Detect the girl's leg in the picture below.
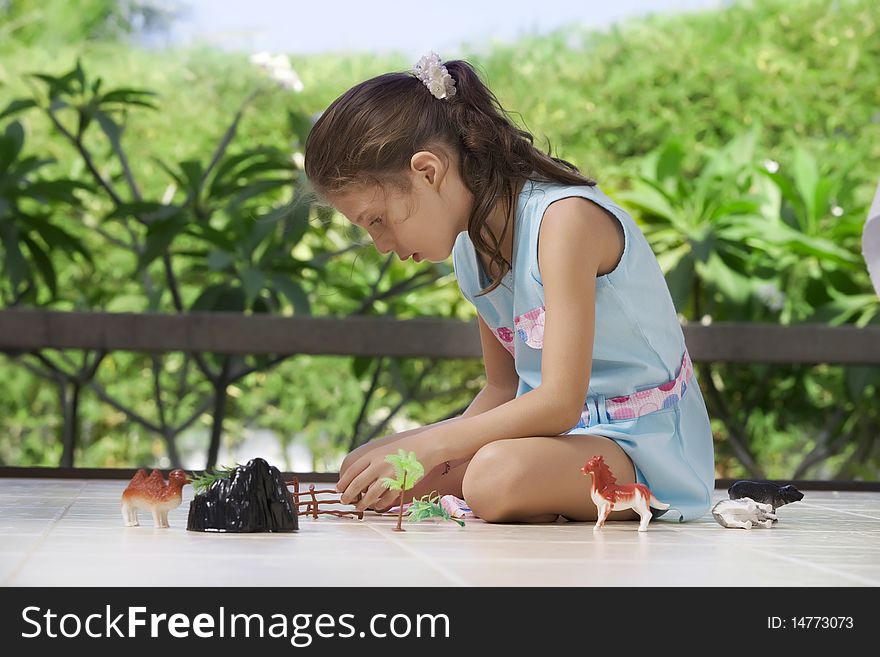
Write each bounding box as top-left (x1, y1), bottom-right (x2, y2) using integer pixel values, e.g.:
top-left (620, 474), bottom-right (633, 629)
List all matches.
top-left (461, 434), bottom-right (640, 523)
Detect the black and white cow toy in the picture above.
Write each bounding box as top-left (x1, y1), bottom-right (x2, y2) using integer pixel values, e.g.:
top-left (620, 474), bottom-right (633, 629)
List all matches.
top-left (711, 498), bottom-right (777, 529)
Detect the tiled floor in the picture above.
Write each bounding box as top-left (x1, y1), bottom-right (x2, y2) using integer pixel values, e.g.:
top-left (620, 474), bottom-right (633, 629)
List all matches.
top-left (1, 478), bottom-right (878, 586)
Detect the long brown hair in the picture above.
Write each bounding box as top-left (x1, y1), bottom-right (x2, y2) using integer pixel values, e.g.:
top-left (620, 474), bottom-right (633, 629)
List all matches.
top-left (304, 58), bottom-right (596, 296)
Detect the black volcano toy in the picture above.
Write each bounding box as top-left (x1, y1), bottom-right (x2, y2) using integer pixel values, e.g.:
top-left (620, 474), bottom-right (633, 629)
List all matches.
top-left (187, 458), bottom-right (298, 532)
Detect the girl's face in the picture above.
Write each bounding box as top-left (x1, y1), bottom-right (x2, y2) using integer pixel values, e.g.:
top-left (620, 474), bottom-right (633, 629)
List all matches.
top-left (329, 149), bottom-right (472, 263)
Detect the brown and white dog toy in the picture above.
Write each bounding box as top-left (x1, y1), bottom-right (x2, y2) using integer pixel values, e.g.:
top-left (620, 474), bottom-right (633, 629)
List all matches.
top-left (121, 469), bottom-right (189, 528)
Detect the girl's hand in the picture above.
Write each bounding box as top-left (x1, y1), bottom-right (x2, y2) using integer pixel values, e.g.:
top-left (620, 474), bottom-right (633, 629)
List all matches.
top-left (336, 433), bottom-right (442, 513)
top-left (338, 434), bottom-right (397, 482)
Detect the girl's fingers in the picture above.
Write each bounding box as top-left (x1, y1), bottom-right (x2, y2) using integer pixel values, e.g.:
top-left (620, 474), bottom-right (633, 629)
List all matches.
top-left (374, 489), bottom-right (399, 512)
top-left (370, 488), bottom-right (396, 512)
top-left (337, 456), bottom-right (369, 497)
top-left (341, 462), bottom-right (377, 506)
top-left (357, 479), bottom-right (389, 512)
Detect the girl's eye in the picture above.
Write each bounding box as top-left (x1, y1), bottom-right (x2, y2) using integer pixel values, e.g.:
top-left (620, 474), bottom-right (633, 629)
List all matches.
top-left (369, 217), bottom-right (381, 227)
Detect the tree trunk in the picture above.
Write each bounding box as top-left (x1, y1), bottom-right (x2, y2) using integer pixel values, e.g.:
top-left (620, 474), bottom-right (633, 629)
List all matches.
top-left (59, 381), bottom-right (81, 468)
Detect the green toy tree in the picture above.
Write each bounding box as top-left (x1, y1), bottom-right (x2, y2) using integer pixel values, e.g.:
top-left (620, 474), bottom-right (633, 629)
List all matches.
top-left (380, 449), bottom-right (425, 532)
top-left (407, 491), bottom-right (466, 527)
top-left (189, 464), bottom-right (240, 494)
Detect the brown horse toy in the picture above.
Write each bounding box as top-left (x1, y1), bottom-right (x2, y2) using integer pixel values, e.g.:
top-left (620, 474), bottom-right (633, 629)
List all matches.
top-left (581, 455), bottom-right (669, 532)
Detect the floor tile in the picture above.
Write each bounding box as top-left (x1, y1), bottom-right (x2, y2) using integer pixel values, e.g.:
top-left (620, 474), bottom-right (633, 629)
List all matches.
top-left (2, 478), bottom-right (878, 586)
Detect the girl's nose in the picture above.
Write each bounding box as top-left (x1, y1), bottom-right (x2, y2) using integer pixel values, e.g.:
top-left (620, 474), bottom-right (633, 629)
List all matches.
top-left (375, 236), bottom-right (396, 256)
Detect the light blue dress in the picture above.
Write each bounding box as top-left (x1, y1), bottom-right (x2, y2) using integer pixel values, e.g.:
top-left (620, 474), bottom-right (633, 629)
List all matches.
top-left (451, 177), bottom-right (715, 522)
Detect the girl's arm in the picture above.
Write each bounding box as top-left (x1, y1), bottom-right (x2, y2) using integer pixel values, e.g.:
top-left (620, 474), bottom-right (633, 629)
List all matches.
top-left (372, 384), bottom-right (517, 442)
top-left (422, 198), bottom-right (615, 465)
top-left (435, 384), bottom-right (520, 428)
top-left (338, 198), bottom-right (612, 510)
top-left (387, 315), bottom-right (519, 443)
top-left (338, 384), bottom-right (516, 475)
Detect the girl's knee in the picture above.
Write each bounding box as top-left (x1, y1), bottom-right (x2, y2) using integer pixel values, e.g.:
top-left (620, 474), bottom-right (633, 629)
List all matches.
top-left (461, 441), bottom-right (529, 522)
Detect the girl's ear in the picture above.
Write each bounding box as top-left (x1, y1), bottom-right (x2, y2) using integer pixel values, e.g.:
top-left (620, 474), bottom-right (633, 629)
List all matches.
top-left (410, 150), bottom-right (444, 189)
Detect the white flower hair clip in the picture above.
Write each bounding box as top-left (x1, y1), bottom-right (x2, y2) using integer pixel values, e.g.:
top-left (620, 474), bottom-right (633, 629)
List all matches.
top-left (412, 51), bottom-right (457, 100)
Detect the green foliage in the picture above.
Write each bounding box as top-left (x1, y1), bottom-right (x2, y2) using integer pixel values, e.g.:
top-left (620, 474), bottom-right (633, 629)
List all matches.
top-left (0, 0), bottom-right (177, 50)
top-left (406, 491), bottom-right (465, 527)
top-left (618, 128), bottom-right (877, 327)
top-left (0, 119), bottom-right (93, 301)
top-left (379, 449), bottom-right (425, 492)
top-left (0, 0), bottom-right (878, 480)
top-left (189, 464), bottom-right (239, 494)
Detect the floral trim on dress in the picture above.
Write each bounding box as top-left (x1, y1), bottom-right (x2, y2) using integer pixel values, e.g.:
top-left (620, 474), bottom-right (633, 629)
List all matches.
top-left (571, 349), bottom-right (694, 427)
top-left (514, 304), bottom-right (545, 349)
top-left (605, 349), bottom-right (693, 420)
top-left (491, 325), bottom-right (516, 357)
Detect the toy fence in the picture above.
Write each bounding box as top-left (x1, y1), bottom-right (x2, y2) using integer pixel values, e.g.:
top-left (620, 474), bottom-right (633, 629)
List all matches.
top-left (286, 477), bottom-right (364, 520)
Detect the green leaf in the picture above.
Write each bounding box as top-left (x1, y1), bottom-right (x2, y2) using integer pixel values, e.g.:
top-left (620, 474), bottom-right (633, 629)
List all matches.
top-left (19, 233), bottom-right (57, 298)
top-left (99, 88), bottom-right (158, 110)
top-left (699, 251), bottom-right (751, 303)
top-left (189, 464), bottom-right (240, 494)
top-left (26, 215), bottom-right (93, 264)
top-left (792, 147), bottom-right (819, 226)
top-left (351, 356), bottom-right (374, 379)
top-left (0, 121), bottom-right (26, 171)
top-left (103, 202), bottom-right (180, 223)
top-left (287, 109), bottom-right (313, 148)
top-left (207, 250), bottom-right (235, 271)
top-left (381, 449), bottom-right (425, 492)
top-left (0, 221), bottom-right (29, 288)
top-left (405, 492), bottom-right (465, 526)
top-left (226, 179), bottom-right (291, 213)
top-left (9, 155), bottom-right (56, 180)
top-left (689, 229), bottom-right (715, 263)
top-left (179, 160), bottom-right (204, 195)
top-left (190, 283), bottom-right (246, 312)
top-left (379, 476), bottom-right (401, 491)
top-left (152, 157), bottom-right (186, 189)
top-left (729, 215), bottom-right (859, 266)
top-left (0, 99), bottom-right (38, 120)
top-left (241, 266), bottom-right (265, 306)
top-left (136, 216), bottom-right (187, 274)
top-left (663, 248), bottom-right (695, 312)
top-left (282, 198), bottom-right (312, 246)
top-left (844, 366), bottom-right (880, 402)
top-left (757, 169), bottom-right (803, 226)
top-left (241, 213), bottom-right (279, 258)
top-left (655, 140), bottom-right (686, 181)
top-left (94, 110), bottom-right (124, 157)
top-left (617, 182), bottom-right (677, 222)
top-left (269, 273), bottom-right (311, 315)
top-left (20, 180), bottom-right (91, 205)
top-left (185, 223), bottom-right (235, 251)
top-left (208, 148), bottom-right (278, 197)
top-left (73, 58), bottom-right (86, 91)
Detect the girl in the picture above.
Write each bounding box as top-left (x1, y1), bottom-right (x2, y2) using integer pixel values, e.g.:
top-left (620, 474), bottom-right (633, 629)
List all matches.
top-left (304, 51), bottom-right (715, 524)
